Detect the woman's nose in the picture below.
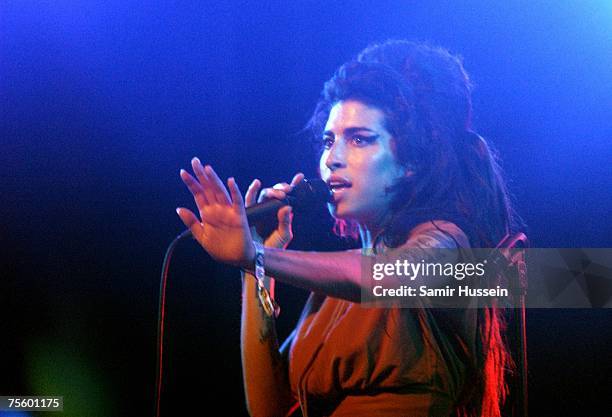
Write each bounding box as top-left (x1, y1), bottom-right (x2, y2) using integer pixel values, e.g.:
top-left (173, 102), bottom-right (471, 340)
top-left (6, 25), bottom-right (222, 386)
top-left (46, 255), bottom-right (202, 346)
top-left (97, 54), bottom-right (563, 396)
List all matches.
top-left (325, 140), bottom-right (346, 170)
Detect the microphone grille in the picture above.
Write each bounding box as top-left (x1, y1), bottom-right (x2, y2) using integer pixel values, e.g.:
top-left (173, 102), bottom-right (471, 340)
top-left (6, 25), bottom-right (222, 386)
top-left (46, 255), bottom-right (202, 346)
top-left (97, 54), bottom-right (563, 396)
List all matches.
top-left (291, 178), bottom-right (332, 207)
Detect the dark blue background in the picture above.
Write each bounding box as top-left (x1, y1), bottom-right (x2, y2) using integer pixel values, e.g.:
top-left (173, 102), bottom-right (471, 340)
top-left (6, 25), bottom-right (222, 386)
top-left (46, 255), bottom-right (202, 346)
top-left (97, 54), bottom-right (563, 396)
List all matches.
top-left (2, 1), bottom-right (611, 416)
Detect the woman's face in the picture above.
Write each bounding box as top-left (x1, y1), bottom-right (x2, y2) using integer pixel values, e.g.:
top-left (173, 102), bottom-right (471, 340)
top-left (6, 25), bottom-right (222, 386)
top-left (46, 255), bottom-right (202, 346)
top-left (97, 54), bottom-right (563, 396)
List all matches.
top-left (319, 100), bottom-right (407, 228)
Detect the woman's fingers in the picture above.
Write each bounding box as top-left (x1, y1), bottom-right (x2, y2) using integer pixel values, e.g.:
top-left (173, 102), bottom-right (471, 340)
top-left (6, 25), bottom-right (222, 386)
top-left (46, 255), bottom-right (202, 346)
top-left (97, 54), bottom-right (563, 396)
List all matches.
top-left (255, 173), bottom-right (304, 204)
top-left (176, 207), bottom-right (204, 239)
top-left (180, 169), bottom-right (209, 218)
top-left (273, 182), bottom-right (291, 191)
top-left (277, 205), bottom-right (293, 230)
top-left (191, 158), bottom-right (231, 205)
top-left (227, 177), bottom-right (245, 211)
top-left (190, 158), bottom-right (218, 205)
top-left (181, 163), bottom-right (304, 220)
top-left (290, 172), bottom-right (305, 187)
top-left (205, 164), bottom-right (233, 205)
top-left (245, 179), bottom-right (261, 208)
top-left (257, 188), bottom-right (287, 204)
top-left (266, 205), bottom-right (293, 248)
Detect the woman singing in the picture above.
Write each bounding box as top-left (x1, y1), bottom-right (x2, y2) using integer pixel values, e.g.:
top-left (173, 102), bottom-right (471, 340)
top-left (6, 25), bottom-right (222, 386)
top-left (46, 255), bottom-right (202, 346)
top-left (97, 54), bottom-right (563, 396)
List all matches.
top-left (177, 40), bottom-right (518, 417)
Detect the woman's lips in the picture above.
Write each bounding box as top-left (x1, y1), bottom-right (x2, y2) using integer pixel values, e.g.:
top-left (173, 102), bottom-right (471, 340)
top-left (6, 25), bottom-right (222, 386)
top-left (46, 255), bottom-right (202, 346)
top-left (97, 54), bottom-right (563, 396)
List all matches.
top-left (326, 177), bottom-right (352, 202)
top-left (329, 184), bottom-right (351, 201)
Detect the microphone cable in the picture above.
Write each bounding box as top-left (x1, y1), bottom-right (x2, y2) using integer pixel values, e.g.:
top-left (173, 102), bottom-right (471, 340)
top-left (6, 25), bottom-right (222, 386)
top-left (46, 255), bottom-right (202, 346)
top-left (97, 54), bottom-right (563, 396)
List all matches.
top-left (154, 229), bottom-right (192, 417)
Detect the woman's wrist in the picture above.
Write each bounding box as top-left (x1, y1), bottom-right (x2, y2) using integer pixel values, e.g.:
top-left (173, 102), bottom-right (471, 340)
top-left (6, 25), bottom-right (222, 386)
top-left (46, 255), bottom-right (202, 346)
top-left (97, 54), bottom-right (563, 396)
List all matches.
top-left (248, 241), bottom-right (280, 317)
top-left (238, 237), bottom-right (258, 271)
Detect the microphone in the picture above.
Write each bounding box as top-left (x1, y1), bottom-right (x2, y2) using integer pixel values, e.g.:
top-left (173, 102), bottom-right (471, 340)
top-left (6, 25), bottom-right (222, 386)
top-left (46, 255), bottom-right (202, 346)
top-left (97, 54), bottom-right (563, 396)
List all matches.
top-left (178, 178), bottom-right (331, 239)
top-left (246, 178), bottom-right (330, 222)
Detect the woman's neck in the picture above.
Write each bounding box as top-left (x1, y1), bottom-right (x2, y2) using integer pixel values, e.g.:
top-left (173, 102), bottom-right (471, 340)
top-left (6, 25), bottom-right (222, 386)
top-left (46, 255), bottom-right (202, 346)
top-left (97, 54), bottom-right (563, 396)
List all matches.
top-left (358, 209), bottom-right (394, 249)
top-left (358, 224), bottom-right (384, 250)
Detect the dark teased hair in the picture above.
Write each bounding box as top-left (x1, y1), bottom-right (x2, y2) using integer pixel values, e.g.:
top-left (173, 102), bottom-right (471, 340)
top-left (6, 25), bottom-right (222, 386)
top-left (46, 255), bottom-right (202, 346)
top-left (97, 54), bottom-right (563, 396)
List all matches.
top-left (308, 40), bottom-right (521, 417)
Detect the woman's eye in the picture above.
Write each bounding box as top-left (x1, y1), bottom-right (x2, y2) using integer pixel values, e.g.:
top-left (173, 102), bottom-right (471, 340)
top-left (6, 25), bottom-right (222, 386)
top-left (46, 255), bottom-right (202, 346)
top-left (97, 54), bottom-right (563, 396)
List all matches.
top-left (350, 135), bottom-right (378, 146)
top-left (322, 136), bottom-right (334, 149)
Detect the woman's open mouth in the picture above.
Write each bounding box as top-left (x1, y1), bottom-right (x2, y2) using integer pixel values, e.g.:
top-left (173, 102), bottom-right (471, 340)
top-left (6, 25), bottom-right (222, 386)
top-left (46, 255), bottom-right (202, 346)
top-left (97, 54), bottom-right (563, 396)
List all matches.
top-left (327, 179), bottom-right (352, 201)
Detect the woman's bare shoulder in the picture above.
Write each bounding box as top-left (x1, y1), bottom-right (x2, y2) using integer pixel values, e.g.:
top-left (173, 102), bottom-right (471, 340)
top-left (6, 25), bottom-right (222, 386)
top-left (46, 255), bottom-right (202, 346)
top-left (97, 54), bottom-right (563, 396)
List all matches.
top-left (405, 220), bottom-right (470, 249)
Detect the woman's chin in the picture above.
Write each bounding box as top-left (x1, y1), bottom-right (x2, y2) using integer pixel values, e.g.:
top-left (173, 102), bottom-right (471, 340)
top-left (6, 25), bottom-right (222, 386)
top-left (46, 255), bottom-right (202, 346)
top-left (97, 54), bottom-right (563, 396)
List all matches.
top-left (327, 203), bottom-right (360, 222)
top-left (327, 203), bottom-right (341, 219)
top-left (327, 202), bottom-right (346, 216)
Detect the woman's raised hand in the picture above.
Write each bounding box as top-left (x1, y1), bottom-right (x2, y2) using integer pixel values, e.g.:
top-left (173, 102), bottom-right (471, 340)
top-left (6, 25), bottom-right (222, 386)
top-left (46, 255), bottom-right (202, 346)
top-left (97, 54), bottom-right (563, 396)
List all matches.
top-left (176, 157), bottom-right (254, 269)
top-left (244, 173), bottom-right (305, 249)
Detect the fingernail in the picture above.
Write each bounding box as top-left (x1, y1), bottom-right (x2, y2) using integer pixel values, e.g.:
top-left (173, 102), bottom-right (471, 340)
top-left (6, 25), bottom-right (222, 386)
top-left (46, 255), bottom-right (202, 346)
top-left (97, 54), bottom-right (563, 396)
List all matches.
top-left (175, 208), bottom-right (182, 215)
top-left (180, 169), bottom-right (186, 175)
top-left (192, 157), bottom-right (201, 165)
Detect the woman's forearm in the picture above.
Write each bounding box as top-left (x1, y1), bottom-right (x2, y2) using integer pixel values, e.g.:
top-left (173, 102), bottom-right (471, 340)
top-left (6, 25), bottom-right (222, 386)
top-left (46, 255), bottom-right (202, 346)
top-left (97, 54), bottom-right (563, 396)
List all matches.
top-left (240, 272), bottom-right (294, 417)
top-left (258, 222), bottom-right (466, 303)
top-left (262, 248), bottom-right (363, 302)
